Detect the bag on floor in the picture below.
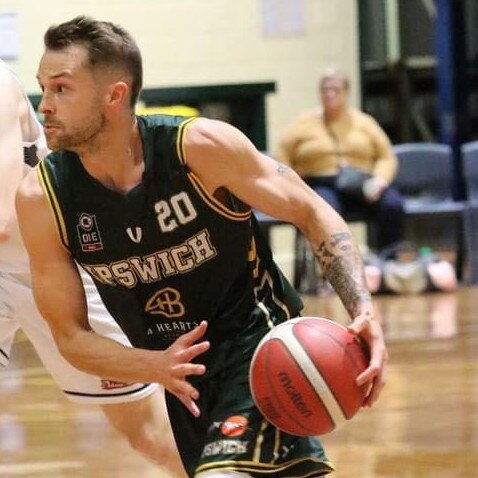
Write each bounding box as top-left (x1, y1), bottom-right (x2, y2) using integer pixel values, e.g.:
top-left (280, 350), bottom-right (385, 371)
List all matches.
top-left (364, 243), bottom-right (457, 294)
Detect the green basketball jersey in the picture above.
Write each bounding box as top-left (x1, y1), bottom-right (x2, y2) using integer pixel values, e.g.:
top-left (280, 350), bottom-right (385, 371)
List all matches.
top-left (38, 114), bottom-right (303, 371)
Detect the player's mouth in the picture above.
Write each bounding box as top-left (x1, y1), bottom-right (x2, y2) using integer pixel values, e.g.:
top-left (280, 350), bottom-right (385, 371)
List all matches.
top-left (43, 123), bottom-right (61, 134)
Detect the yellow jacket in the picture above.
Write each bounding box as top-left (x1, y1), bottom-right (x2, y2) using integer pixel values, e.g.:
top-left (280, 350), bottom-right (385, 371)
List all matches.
top-left (276, 108), bottom-right (398, 184)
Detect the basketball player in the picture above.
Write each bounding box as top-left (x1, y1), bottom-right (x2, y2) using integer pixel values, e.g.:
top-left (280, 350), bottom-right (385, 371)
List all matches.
top-left (16, 16), bottom-right (388, 478)
top-left (0, 59), bottom-right (188, 477)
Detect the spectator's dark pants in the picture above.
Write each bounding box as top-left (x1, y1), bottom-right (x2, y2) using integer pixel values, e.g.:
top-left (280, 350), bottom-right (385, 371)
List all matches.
top-left (304, 175), bottom-right (405, 251)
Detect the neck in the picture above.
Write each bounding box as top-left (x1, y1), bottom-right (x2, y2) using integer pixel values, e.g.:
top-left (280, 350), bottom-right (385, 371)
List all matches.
top-left (78, 116), bottom-right (145, 194)
top-left (322, 107), bottom-right (347, 123)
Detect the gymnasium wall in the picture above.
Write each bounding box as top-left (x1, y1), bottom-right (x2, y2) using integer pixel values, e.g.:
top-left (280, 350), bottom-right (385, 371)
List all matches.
top-left (0, 0), bottom-right (360, 150)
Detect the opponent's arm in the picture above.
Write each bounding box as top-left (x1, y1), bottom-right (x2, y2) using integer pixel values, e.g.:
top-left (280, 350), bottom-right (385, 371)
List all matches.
top-left (15, 170), bottom-right (209, 416)
top-left (185, 118), bottom-right (387, 405)
top-left (0, 68), bottom-right (25, 242)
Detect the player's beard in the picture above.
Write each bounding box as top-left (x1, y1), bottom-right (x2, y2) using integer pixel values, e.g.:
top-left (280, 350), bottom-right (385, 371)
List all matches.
top-left (46, 109), bottom-right (106, 152)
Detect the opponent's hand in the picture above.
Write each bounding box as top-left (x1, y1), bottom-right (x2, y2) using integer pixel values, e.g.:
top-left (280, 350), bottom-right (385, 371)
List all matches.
top-left (159, 320), bottom-right (210, 417)
top-left (347, 313), bottom-right (388, 407)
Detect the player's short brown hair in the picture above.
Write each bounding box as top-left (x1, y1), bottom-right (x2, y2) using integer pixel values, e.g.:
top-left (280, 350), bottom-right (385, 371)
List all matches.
top-left (44, 15), bottom-right (143, 108)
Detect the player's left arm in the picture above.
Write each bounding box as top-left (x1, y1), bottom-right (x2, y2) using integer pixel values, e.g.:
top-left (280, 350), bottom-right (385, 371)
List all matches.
top-left (184, 118), bottom-right (388, 405)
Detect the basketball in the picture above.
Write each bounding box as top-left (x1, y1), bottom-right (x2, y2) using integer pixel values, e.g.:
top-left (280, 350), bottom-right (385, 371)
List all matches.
top-left (249, 317), bottom-right (370, 436)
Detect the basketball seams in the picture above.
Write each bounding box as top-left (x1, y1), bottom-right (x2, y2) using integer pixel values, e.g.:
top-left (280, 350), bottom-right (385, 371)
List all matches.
top-left (297, 320), bottom-right (368, 416)
top-left (260, 335), bottom-right (319, 436)
top-left (249, 317), bottom-right (366, 436)
top-left (280, 325), bottom-right (348, 428)
top-left (300, 320), bottom-right (368, 378)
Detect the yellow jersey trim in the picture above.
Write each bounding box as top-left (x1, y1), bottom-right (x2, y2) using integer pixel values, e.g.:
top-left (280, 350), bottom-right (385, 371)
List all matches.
top-left (188, 172), bottom-right (251, 221)
top-left (176, 117), bottom-right (252, 222)
top-left (176, 117), bottom-right (197, 165)
top-left (195, 457), bottom-right (335, 475)
top-left (37, 161), bottom-right (69, 250)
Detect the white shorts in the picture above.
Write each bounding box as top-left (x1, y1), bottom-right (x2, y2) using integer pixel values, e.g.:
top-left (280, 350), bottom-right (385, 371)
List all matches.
top-left (0, 269), bottom-right (158, 404)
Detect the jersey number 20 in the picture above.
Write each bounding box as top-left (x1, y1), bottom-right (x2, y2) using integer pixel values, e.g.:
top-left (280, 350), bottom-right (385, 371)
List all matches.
top-left (154, 192), bottom-right (198, 233)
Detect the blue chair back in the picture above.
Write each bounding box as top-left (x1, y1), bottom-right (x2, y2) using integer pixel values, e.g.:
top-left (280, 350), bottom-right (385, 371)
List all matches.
top-left (392, 143), bottom-right (454, 203)
top-left (461, 141), bottom-right (478, 204)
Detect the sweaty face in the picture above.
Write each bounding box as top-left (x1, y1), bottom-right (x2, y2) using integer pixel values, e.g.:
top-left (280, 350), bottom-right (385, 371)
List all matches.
top-left (36, 45), bottom-right (106, 151)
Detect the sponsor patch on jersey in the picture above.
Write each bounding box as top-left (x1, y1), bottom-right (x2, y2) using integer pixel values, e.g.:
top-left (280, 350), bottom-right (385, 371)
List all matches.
top-left (220, 415), bottom-right (249, 437)
top-left (101, 379), bottom-right (131, 390)
top-left (77, 213), bottom-right (104, 252)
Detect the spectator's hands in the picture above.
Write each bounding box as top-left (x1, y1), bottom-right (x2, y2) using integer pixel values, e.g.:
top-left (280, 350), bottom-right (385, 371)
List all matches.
top-left (159, 321), bottom-right (210, 417)
top-left (362, 176), bottom-right (387, 202)
top-left (347, 311), bottom-right (388, 407)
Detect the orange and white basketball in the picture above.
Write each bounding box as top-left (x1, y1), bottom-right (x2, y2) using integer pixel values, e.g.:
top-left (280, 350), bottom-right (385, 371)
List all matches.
top-left (249, 317), bottom-right (369, 436)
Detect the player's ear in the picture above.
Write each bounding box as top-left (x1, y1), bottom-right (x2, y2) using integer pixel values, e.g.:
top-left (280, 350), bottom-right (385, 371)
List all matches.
top-left (107, 81), bottom-right (129, 107)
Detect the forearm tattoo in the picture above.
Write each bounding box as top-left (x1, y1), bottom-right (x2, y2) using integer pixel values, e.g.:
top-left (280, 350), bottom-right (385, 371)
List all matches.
top-left (314, 232), bottom-right (371, 317)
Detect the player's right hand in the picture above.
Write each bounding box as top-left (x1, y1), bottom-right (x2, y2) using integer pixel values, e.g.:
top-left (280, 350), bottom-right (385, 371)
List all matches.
top-left (159, 320), bottom-right (210, 417)
top-left (348, 314), bottom-right (388, 407)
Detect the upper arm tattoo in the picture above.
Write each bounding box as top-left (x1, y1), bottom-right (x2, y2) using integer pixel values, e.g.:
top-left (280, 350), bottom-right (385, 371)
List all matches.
top-left (314, 232), bottom-right (371, 317)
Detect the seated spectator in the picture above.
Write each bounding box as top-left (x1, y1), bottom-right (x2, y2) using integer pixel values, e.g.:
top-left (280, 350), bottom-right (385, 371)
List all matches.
top-left (276, 67), bottom-right (405, 254)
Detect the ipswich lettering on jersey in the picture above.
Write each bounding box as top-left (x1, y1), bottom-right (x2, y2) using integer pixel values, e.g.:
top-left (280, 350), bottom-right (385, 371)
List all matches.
top-left (82, 229), bottom-right (217, 287)
top-left (200, 439), bottom-right (249, 458)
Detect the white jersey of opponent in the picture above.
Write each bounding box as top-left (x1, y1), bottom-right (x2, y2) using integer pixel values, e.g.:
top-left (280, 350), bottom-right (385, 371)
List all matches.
top-left (0, 61), bottom-right (48, 273)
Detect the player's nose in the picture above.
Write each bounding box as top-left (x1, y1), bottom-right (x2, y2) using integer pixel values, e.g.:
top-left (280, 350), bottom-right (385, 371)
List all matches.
top-left (38, 92), bottom-right (55, 115)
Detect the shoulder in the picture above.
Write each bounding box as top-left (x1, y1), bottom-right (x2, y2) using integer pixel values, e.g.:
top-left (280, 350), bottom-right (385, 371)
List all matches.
top-left (32, 150), bottom-right (77, 195)
top-left (278, 110), bottom-right (320, 140)
top-left (138, 113), bottom-right (195, 130)
top-left (350, 108), bottom-right (383, 129)
top-left (36, 150), bottom-right (69, 175)
top-left (183, 118), bottom-right (260, 190)
top-left (17, 165), bottom-right (43, 195)
top-left (287, 109), bottom-right (318, 128)
top-left (15, 162), bottom-right (69, 256)
top-left (15, 166), bottom-right (45, 213)
top-left (185, 117), bottom-right (242, 147)
top-left (186, 117), bottom-right (254, 158)
top-left (350, 108), bottom-right (390, 139)
top-left (297, 109), bottom-right (319, 121)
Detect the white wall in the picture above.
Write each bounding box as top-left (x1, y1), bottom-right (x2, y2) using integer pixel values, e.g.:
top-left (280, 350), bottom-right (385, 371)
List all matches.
top-left (0, 0), bottom-right (360, 277)
top-left (0, 0), bottom-right (360, 150)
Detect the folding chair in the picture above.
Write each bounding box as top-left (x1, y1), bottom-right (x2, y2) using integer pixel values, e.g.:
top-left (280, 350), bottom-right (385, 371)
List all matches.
top-left (393, 142), bottom-right (471, 281)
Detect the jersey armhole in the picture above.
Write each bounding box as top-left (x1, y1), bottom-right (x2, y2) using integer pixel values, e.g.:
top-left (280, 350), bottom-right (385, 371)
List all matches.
top-left (37, 161), bottom-right (70, 251)
top-left (176, 117), bottom-right (251, 222)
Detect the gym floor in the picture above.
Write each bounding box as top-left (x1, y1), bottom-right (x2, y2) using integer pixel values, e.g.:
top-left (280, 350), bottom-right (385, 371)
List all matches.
top-left (1, 286), bottom-right (477, 477)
